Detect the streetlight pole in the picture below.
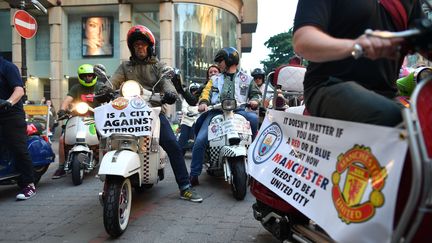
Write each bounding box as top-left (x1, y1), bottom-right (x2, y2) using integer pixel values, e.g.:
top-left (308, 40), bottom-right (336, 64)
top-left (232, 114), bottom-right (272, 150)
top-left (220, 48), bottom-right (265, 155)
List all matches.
top-left (19, 0), bottom-right (27, 82)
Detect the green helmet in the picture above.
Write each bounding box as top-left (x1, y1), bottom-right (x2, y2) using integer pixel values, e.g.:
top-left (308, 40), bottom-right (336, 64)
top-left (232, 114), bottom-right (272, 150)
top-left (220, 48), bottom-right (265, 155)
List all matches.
top-left (77, 64), bottom-right (97, 87)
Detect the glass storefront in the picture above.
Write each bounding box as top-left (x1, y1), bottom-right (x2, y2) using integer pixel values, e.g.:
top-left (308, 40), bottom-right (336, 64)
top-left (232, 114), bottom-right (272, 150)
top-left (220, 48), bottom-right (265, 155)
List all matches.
top-left (174, 3), bottom-right (237, 85)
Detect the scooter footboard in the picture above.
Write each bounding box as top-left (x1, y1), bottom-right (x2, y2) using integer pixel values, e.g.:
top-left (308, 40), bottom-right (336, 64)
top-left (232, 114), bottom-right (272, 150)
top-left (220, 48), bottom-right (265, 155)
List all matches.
top-left (98, 150), bottom-right (141, 181)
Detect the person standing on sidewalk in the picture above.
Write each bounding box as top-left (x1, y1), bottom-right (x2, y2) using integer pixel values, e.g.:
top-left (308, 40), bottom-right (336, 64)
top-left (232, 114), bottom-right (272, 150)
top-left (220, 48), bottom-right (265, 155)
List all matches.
top-left (0, 55), bottom-right (36, 200)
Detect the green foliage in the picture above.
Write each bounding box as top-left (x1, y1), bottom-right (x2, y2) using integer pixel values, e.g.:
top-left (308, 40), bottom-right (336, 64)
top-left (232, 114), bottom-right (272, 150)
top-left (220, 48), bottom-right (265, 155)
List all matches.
top-left (261, 27), bottom-right (296, 73)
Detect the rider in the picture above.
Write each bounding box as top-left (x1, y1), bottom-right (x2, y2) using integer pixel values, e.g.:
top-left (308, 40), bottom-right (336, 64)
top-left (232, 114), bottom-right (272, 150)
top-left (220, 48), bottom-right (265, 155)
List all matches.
top-left (251, 67), bottom-right (273, 108)
top-left (292, 0), bottom-right (426, 127)
top-left (101, 25), bottom-right (203, 203)
top-left (189, 47), bottom-right (261, 186)
top-left (52, 64), bottom-right (101, 179)
top-left (178, 83), bottom-right (200, 155)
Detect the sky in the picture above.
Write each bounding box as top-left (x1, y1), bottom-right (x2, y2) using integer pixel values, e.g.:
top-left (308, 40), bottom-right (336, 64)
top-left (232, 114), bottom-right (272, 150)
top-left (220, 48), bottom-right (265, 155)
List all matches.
top-left (241, 0), bottom-right (299, 73)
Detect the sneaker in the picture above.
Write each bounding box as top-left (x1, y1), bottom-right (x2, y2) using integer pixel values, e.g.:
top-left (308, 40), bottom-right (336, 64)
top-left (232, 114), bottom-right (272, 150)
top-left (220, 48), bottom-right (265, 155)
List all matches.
top-left (16, 184), bottom-right (36, 200)
top-left (180, 187), bottom-right (203, 203)
top-left (190, 176), bottom-right (199, 187)
top-left (52, 168), bottom-right (66, 179)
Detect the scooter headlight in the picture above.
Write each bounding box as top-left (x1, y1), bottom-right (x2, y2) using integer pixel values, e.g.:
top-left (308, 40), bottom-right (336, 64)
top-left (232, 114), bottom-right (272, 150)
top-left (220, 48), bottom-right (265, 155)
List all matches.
top-left (121, 80), bottom-right (142, 98)
top-left (221, 99), bottom-right (237, 111)
top-left (75, 102), bottom-right (89, 114)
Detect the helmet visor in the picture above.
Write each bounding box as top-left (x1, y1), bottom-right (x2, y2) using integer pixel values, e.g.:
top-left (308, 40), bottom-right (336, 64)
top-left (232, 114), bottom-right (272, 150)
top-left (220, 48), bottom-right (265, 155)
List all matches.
top-left (79, 73), bottom-right (96, 83)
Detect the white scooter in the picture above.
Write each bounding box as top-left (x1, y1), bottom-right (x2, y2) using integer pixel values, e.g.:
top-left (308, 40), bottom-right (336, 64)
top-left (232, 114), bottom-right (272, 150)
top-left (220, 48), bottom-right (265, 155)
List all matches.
top-left (60, 100), bottom-right (99, 185)
top-left (205, 99), bottom-right (252, 200)
top-left (94, 71), bottom-right (170, 238)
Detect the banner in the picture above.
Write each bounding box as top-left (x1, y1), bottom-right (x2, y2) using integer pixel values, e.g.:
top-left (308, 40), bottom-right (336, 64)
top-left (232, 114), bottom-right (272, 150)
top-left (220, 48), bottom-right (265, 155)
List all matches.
top-left (248, 110), bottom-right (408, 243)
top-left (94, 96), bottom-right (159, 138)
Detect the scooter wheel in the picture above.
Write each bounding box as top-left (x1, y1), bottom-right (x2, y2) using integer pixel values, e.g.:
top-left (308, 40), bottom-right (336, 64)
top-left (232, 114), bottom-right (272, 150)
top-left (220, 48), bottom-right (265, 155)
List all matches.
top-left (103, 176), bottom-right (132, 238)
top-left (229, 157), bottom-right (247, 200)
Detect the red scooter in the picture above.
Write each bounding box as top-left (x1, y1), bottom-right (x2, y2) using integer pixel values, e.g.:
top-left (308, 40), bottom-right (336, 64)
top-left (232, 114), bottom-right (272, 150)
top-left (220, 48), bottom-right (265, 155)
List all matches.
top-left (250, 18), bottom-right (432, 243)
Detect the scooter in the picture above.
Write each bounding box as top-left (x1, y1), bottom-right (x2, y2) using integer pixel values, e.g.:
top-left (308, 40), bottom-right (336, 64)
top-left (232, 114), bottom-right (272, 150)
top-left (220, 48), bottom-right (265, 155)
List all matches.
top-left (94, 69), bottom-right (170, 237)
top-left (59, 98), bottom-right (100, 186)
top-left (204, 100), bottom-right (252, 200)
top-left (0, 119), bottom-right (55, 186)
top-left (249, 18), bottom-right (432, 243)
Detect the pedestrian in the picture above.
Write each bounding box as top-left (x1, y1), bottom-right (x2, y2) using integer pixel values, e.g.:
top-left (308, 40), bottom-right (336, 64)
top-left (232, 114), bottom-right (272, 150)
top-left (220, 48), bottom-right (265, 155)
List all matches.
top-left (0, 54), bottom-right (36, 200)
top-left (44, 99), bottom-right (57, 140)
top-left (98, 25), bottom-right (203, 202)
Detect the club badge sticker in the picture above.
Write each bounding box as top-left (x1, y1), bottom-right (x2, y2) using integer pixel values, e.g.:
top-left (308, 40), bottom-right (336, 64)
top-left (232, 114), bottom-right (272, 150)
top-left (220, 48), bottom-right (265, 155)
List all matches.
top-left (331, 145), bottom-right (388, 224)
top-left (252, 122), bottom-right (283, 164)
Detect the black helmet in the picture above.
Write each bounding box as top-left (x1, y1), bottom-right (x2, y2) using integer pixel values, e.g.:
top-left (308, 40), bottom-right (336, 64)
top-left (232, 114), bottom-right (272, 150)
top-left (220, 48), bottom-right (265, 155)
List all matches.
top-left (251, 68), bottom-right (265, 79)
top-left (214, 47), bottom-right (239, 67)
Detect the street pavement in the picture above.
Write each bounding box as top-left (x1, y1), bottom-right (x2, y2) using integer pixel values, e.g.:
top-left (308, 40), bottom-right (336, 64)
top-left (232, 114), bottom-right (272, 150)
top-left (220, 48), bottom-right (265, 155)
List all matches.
top-left (0, 140), bottom-right (280, 243)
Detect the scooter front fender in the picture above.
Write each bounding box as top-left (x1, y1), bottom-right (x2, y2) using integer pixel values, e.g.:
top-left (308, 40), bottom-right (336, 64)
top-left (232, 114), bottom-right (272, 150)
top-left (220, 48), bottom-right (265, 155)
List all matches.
top-left (98, 150), bottom-right (141, 182)
top-left (219, 145), bottom-right (247, 158)
top-left (70, 144), bottom-right (91, 153)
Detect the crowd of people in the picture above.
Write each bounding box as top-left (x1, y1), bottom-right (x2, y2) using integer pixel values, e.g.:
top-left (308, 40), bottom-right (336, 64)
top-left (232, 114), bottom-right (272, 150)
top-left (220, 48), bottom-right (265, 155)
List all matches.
top-left (3, 0), bottom-right (430, 204)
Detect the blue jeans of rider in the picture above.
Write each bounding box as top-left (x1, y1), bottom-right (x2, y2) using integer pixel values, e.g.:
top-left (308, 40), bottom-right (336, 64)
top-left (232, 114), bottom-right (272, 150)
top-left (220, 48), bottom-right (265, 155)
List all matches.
top-left (158, 114), bottom-right (191, 190)
top-left (178, 124), bottom-right (194, 155)
top-left (190, 109), bottom-right (258, 177)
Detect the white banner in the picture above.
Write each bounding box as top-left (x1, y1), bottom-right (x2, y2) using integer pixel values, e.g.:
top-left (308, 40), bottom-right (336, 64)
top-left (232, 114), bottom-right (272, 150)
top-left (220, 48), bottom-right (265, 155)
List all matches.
top-left (248, 110), bottom-right (408, 243)
top-left (94, 96), bottom-right (159, 138)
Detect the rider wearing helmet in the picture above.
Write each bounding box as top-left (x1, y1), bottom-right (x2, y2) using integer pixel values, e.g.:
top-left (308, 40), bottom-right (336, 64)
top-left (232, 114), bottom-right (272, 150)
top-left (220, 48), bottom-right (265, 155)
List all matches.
top-left (188, 82), bottom-right (200, 94)
top-left (105, 25), bottom-right (203, 203)
top-left (189, 47), bottom-right (261, 185)
top-left (52, 64), bottom-right (102, 179)
top-left (178, 82), bottom-right (201, 157)
top-left (78, 64), bottom-right (98, 87)
top-left (251, 68), bottom-right (265, 86)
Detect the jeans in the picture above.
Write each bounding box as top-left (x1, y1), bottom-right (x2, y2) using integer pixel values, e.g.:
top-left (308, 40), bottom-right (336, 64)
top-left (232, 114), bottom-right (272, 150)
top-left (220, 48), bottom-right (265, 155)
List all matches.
top-left (190, 109), bottom-right (258, 177)
top-left (178, 124), bottom-right (194, 155)
top-left (158, 114), bottom-right (190, 190)
top-left (306, 80), bottom-right (402, 127)
top-left (0, 113), bottom-right (34, 186)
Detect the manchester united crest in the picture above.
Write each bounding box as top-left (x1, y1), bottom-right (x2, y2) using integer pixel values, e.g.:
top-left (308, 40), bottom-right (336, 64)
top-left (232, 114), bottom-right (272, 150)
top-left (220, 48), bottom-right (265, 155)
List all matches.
top-left (111, 97), bottom-right (129, 110)
top-left (332, 145), bottom-right (387, 224)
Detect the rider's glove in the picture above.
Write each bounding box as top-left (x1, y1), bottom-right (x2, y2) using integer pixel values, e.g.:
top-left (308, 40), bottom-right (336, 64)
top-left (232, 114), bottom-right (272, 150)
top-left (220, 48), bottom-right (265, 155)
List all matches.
top-left (0, 99), bottom-right (12, 111)
top-left (161, 91), bottom-right (178, 105)
top-left (57, 109), bottom-right (68, 118)
top-left (95, 85), bottom-right (115, 103)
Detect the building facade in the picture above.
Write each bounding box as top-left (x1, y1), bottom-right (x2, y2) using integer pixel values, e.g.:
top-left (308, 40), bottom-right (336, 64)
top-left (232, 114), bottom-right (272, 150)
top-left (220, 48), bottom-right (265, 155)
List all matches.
top-left (0, 0), bottom-right (257, 115)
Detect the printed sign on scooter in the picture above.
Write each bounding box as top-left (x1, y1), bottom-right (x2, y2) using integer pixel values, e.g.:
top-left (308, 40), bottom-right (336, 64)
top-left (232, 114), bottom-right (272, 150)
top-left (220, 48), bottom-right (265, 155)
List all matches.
top-left (94, 96), bottom-right (156, 137)
top-left (248, 110), bottom-right (408, 243)
top-left (208, 119), bottom-right (252, 140)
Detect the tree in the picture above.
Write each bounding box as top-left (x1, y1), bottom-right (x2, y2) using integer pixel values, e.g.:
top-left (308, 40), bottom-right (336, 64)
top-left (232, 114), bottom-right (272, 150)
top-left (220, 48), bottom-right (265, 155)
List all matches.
top-left (261, 27), bottom-right (296, 73)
